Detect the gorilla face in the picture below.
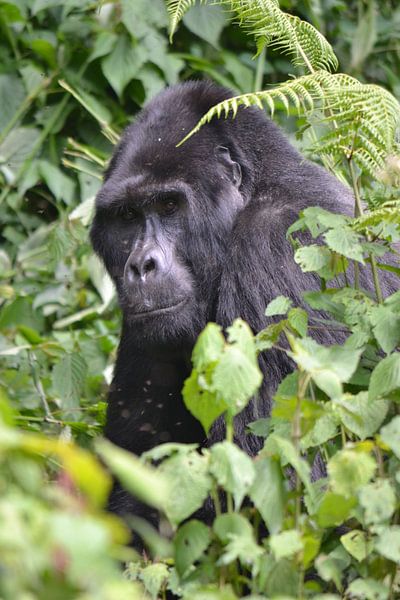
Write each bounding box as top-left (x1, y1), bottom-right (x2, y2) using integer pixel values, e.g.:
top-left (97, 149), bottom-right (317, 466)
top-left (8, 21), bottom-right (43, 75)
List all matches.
top-left (91, 141), bottom-right (243, 344)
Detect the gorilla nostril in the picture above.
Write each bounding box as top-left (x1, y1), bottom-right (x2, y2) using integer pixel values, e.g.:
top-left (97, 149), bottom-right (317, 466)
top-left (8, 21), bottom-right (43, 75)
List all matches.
top-left (144, 258), bottom-right (156, 274)
top-left (128, 256), bottom-right (157, 280)
top-left (131, 264), bottom-right (140, 278)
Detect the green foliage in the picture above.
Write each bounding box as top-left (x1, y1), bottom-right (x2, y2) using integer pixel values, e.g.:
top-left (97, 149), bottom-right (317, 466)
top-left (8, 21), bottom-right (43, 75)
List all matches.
top-left (1, 0), bottom-right (400, 598)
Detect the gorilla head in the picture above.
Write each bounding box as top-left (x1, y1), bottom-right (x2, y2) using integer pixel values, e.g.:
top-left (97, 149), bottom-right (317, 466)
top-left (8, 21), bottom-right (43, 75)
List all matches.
top-left (91, 83), bottom-right (249, 346)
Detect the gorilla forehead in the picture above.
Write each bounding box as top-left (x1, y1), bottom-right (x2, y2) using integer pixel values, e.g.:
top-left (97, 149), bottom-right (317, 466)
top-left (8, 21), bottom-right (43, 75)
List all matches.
top-left (106, 81), bottom-right (261, 185)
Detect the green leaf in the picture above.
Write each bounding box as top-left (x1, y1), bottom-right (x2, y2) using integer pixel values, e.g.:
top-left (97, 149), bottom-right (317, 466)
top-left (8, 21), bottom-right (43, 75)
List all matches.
top-left (0, 74), bottom-right (25, 135)
top-left (246, 417), bottom-right (271, 437)
top-left (160, 450), bottom-right (211, 525)
top-left (336, 392), bottom-right (389, 439)
top-left (328, 449), bottom-right (376, 497)
top-left (269, 530), bottom-right (303, 560)
top-left (288, 307), bottom-right (308, 336)
top-left (214, 514), bottom-right (263, 566)
top-left (0, 127), bottom-right (40, 182)
top-left (380, 416), bottom-right (400, 458)
top-left (295, 244), bottom-right (332, 273)
top-left (265, 295), bottom-right (292, 317)
top-left (369, 352), bottom-right (400, 401)
top-left (183, 369), bottom-right (227, 434)
top-left (316, 545), bottom-right (351, 589)
top-left (140, 563), bottom-right (169, 600)
top-left (289, 337), bottom-right (363, 399)
top-left (249, 456), bottom-right (284, 533)
top-left (226, 319), bottom-right (258, 361)
top-left (272, 436), bottom-right (314, 499)
top-left (213, 513), bottom-right (253, 544)
top-left (350, 0), bottom-right (377, 70)
top-left (340, 530), bottom-right (373, 562)
top-left (39, 160), bottom-right (75, 204)
top-left (375, 526), bottom-right (400, 563)
top-left (96, 439), bottom-right (167, 510)
top-left (101, 35), bottom-right (147, 97)
top-left (301, 414), bottom-right (338, 449)
top-left (182, 3), bottom-right (227, 48)
top-left (121, 0), bottom-right (168, 39)
top-left (370, 304), bottom-right (400, 354)
top-left (323, 227), bottom-right (365, 262)
top-left (52, 353), bottom-right (87, 411)
top-left (359, 479), bottom-right (396, 524)
top-left (174, 520), bottom-right (210, 576)
top-left (316, 492), bottom-right (356, 527)
top-left (347, 578), bottom-right (389, 600)
top-left (192, 323), bottom-right (224, 370)
top-left (212, 347), bottom-right (262, 414)
top-left (210, 442), bottom-right (255, 509)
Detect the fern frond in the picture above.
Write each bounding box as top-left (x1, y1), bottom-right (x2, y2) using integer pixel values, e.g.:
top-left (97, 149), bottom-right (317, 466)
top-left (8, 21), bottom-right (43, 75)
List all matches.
top-left (178, 70), bottom-right (400, 179)
top-left (353, 200), bottom-right (400, 234)
top-left (165, 0), bottom-right (198, 41)
top-left (223, 0), bottom-right (338, 72)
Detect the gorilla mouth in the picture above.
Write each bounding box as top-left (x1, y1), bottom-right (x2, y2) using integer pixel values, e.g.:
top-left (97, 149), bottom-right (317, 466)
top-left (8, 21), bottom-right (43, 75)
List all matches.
top-left (129, 298), bottom-right (189, 319)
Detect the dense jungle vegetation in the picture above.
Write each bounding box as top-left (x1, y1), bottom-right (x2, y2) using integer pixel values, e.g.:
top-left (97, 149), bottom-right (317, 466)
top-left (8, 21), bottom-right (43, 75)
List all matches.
top-left (0, 0), bottom-right (400, 598)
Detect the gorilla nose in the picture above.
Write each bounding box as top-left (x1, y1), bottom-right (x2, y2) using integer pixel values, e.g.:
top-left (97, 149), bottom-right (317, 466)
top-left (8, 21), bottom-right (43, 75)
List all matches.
top-left (125, 253), bottom-right (158, 284)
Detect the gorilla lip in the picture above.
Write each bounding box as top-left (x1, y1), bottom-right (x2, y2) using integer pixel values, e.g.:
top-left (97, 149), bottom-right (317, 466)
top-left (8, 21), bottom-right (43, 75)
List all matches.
top-left (128, 298), bottom-right (189, 319)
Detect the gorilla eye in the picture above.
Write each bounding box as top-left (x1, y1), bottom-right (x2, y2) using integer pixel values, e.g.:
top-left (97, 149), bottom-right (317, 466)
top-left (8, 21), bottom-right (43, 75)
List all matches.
top-left (161, 197), bottom-right (179, 216)
top-left (120, 207), bottom-right (138, 221)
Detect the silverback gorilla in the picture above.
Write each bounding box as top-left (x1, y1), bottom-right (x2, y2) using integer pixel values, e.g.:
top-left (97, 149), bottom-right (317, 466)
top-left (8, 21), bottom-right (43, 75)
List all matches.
top-left (90, 80), bottom-right (395, 523)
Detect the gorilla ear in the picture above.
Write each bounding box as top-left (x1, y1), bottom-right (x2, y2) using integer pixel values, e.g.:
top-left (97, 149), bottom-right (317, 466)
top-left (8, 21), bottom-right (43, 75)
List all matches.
top-left (215, 145), bottom-right (242, 188)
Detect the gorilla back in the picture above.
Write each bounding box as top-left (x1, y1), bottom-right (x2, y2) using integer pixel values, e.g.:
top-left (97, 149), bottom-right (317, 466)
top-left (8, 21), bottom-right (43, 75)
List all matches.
top-left (90, 80), bottom-right (394, 518)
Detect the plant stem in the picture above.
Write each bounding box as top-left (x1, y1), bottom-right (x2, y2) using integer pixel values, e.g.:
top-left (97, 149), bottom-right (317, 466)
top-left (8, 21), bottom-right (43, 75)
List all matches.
top-left (254, 46), bottom-right (266, 92)
top-left (226, 413), bottom-right (234, 444)
top-left (349, 160), bottom-right (383, 303)
top-left (28, 351), bottom-right (54, 421)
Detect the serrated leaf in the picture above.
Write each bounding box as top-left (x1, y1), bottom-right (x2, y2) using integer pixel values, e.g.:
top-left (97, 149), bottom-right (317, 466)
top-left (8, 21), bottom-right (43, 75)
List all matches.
top-left (226, 319), bottom-right (257, 361)
top-left (336, 392), bottom-right (389, 439)
top-left (379, 416), bottom-right (400, 458)
top-left (270, 530), bottom-right (303, 560)
top-left (192, 322), bottom-right (224, 370)
top-left (213, 513), bottom-right (253, 544)
top-left (212, 346), bottom-right (262, 414)
top-left (160, 450), bottom-right (211, 525)
top-left (328, 449), bottom-right (376, 497)
top-left (370, 305), bottom-right (400, 354)
top-left (288, 307), bottom-right (308, 336)
top-left (369, 352), bottom-right (400, 401)
top-left (375, 526), bottom-right (400, 563)
top-left (265, 295), bottom-right (292, 317)
top-left (183, 369), bottom-right (227, 434)
top-left (323, 227), bottom-right (365, 262)
top-left (340, 530), bottom-right (373, 562)
top-left (316, 492), bottom-right (356, 527)
top-left (140, 563), bottom-right (169, 600)
top-left (359, 479), bottom-right (396, 524)
top-left (289, 337), bottom-right (363, 399)
top-left (249, 456), bottom-right (284, 534)
top-left (210, 441), bottom-right (255, 509)
top-left (52, 353), bottom-right (87, 410)
top-left (347, 578), bottom-right (389, 600)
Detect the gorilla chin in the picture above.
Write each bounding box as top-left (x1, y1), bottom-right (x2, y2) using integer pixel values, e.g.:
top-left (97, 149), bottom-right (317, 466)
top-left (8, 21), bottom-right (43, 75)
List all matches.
top-left (127, 298), bottom-right (190, 320)
top-left (121, 295), bottom-right (204, 347)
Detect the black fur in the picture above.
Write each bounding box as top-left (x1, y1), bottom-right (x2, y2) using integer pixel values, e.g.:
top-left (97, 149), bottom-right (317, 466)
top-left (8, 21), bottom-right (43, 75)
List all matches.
top-left (91, 80), bottom-right (396, 522)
